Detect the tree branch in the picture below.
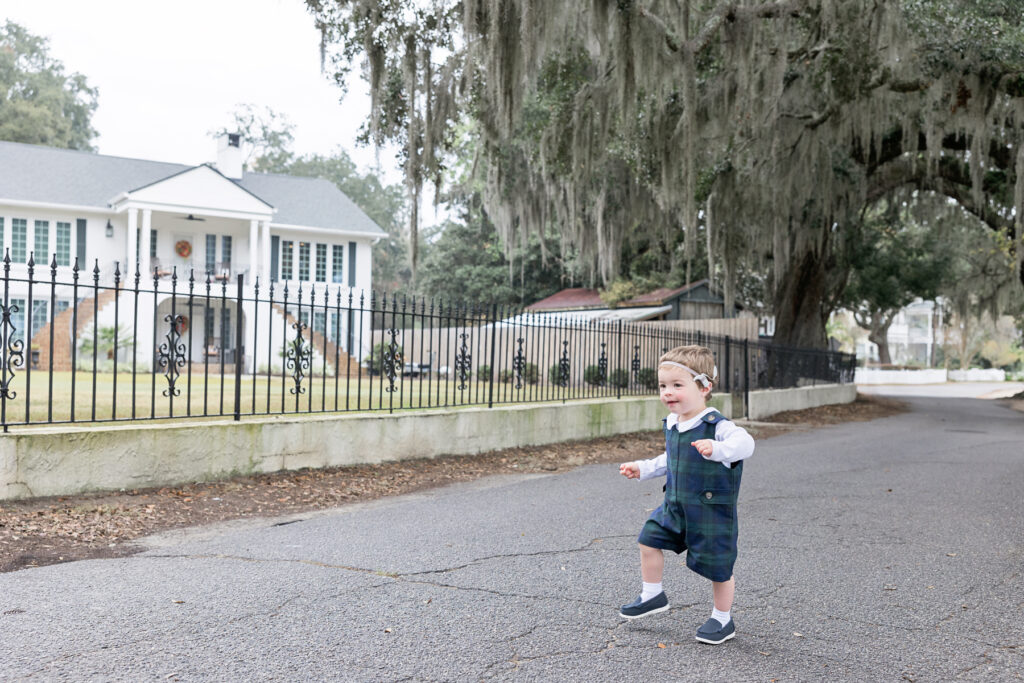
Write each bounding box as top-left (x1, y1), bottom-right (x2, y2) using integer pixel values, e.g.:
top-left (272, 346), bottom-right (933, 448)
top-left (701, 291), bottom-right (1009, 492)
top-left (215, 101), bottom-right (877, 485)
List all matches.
top-left (637, 0), bottom-right (810, 56)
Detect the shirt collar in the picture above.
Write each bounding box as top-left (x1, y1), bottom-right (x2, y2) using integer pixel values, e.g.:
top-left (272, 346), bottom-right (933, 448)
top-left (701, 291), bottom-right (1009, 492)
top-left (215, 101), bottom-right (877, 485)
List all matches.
top-left (666, 407), bottom-right (715, 432)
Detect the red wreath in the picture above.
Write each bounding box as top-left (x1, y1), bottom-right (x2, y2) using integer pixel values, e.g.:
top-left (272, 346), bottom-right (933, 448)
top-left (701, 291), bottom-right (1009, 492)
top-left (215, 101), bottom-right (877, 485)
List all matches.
top-left (175, 315), bottom-right (189, 335)
top-left (175, 240), bottom-right (192, 258)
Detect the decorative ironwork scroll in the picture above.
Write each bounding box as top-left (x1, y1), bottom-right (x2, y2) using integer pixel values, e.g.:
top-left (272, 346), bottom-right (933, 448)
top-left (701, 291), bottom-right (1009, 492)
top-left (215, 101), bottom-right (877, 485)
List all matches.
top-left (454, 332), bottom-right (471, 390)
top-left (631, 344), bottom-right (641, 381)
top-left (0, 301), bottom-right (25, 399)
top-left (557, 340), bottom-right (571, 387)
top-left (157, 313), bottom-right (187, 397)
top-left (286, 319), bottom-right (312, 395)
top-left (512, 337), bottom-right (526, 389)
top-left (596, 342), bottom-right (608, 386)
top-left (382, 327), bottom-right (401, 393)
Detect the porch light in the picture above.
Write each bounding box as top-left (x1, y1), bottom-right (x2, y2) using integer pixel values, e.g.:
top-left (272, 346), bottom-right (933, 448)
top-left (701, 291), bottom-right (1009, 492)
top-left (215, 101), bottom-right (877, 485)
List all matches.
top-left (105, 220), bottom-right (114, 237)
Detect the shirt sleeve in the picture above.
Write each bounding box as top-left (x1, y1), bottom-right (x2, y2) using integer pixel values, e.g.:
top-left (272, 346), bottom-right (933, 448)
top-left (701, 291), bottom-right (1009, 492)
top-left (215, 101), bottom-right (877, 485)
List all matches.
top-left (635, 452), bottom-right (667, 480)
top-left (707, 420), bottom-right (755, 468)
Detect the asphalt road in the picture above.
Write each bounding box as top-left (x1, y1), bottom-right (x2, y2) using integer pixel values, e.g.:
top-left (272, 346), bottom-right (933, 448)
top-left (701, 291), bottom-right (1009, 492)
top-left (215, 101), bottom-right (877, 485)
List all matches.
top-left (2, 388), bottom-right (1023, 682)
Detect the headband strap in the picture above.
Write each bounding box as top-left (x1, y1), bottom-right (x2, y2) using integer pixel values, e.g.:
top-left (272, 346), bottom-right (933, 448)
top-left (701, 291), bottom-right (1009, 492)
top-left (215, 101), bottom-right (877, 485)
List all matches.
top-left (659, 360), bottom-right (717, 388)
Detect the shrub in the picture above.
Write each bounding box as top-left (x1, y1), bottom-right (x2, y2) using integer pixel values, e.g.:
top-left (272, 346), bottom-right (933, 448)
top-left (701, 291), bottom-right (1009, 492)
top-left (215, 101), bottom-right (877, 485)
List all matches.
top-left (584, 364), bottom-right (607, 386)
top-left (608, 368), bottom-right (630, 389)
top-left (636, 367), bottom-right (658, 390)
top-left (365, 341), bottom-right (403, 375)
top-left (476, 364), bottom-right (490, 380)
top-left (548, 363), bottom-right (569, 386)
top-left (501, 362), bottom-right (540, 385)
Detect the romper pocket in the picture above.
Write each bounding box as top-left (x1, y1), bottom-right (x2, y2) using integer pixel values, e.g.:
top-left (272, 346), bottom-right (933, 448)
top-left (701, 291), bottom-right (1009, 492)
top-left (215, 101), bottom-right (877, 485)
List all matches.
top-left (698, 489), bottom-right (736, 505)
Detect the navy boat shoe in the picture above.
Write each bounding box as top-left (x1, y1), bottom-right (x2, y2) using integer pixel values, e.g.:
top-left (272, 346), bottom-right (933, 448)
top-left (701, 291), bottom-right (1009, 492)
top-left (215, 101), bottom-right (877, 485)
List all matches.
top-left (695, 617), bottom-right (736, 644)
top-left (619, 591), bottom-right (669, 619)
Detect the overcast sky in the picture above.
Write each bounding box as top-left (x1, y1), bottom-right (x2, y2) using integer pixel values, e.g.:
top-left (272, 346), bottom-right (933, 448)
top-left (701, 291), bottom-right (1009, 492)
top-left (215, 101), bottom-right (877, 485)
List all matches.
top-left (7, 0), bottom-right (401, 181)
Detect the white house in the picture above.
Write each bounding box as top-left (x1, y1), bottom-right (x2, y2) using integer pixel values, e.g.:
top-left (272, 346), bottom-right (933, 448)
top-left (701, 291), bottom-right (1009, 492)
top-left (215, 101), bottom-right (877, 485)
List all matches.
top-left (0, 136), bottom-right (384, 375)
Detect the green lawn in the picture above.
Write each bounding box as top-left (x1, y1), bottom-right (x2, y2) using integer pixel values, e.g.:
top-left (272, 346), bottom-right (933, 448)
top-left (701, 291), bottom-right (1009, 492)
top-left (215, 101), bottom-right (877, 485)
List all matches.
top-left (0, 368), bottom-right (646, 427)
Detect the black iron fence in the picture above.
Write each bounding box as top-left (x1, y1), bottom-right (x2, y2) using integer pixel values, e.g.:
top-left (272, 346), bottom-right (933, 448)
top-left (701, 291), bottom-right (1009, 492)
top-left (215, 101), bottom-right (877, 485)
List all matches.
top-left (0, 255), bottom-right (856, 431)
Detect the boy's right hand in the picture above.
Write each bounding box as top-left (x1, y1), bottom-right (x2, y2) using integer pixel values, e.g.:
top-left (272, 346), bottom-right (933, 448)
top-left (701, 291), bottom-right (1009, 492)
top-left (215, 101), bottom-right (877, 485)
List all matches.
top-left (619, 462), bottom-right (640, 479)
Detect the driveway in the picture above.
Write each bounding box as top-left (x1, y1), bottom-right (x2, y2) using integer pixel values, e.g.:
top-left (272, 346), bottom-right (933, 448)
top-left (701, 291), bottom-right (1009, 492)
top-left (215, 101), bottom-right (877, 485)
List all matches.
top-left (2, 392), bottom-right (1022, 681)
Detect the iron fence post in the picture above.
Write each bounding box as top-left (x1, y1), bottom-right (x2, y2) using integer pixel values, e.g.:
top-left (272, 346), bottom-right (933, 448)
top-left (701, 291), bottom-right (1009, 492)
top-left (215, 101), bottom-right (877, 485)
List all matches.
top-left (487, 303), bottom-right (497, 409)
top-left (234, 274), bottom-right (243, 421)
top-left (743, 338), bottom-right (750, 418)
top-left (724, 335), bottom-right (731, 395)
top-left (616, 320), bottom-right (623, 400)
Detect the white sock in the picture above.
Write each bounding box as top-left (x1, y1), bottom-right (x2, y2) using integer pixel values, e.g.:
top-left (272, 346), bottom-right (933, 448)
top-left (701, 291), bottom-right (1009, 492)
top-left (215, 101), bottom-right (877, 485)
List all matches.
top-left (711, 607), bottom-right (731, 627)
top-left (640, 582), bottom-right (663, 602)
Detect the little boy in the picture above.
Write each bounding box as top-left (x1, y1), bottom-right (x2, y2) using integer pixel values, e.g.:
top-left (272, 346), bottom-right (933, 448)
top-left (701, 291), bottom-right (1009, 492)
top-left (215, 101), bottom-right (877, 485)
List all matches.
top-left (618, 344), bottom-right (755, 644)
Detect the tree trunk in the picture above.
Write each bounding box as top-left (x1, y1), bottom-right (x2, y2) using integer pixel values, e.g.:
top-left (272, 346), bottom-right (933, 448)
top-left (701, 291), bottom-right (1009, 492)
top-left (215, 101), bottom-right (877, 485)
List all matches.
top-left (868, 324), bottom-right (893, 365)
top-left (771, 248), bottom-right (829, 349)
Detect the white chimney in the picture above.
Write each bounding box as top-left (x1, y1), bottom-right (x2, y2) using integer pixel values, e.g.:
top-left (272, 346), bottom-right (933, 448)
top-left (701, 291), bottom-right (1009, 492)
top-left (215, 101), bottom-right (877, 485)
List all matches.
top-left (216, 132), bottom-right (243, 179)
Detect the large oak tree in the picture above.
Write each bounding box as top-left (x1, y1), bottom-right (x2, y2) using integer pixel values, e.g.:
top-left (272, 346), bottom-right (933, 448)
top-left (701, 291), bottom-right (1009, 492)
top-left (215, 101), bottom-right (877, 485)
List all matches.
top-left (306, 0), bottom-right (1024, 348)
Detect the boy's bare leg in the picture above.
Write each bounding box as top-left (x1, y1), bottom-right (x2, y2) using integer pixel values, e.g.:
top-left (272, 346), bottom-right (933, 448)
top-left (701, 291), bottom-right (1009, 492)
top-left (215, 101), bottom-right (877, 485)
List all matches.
top-left (639, 544), bottom-right (664, 583)
top-left (712, 576), bottom-right (735, 611)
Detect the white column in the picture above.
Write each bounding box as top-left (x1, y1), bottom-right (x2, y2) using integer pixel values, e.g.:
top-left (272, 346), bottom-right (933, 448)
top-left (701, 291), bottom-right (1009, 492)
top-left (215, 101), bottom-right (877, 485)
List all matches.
top-left (140, 209), bottom-right (152, 277)
top-left (260, 220), bottom-right (271, 284)
top-left (126, 209), bottom-right (138, 275)
top-left (249, 219), bottom-right (258, 285)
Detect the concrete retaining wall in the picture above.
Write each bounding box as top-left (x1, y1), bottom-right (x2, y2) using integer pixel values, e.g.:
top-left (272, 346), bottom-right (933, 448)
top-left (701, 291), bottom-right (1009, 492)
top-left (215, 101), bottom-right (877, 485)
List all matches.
top-left (855, 368), bottom-right (948, 384)
top-left (949, 369), bottom-right (1006, 382)
top-left (0, 385), bottom-right (852, 501)
top-left (746, 383), bottom-right (857, 420)
top-left (855, 368), bottom-right (1009, 384)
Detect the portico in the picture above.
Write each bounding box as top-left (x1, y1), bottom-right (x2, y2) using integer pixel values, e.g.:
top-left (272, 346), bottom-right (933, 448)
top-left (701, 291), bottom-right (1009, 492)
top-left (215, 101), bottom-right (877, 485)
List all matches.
top-left (110, 164), bottom-right (275, 285)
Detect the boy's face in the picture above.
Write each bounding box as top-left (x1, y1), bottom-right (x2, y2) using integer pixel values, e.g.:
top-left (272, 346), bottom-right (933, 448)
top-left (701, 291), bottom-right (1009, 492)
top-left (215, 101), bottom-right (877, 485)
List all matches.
top-left (658, 364), bottom-right (710, 420)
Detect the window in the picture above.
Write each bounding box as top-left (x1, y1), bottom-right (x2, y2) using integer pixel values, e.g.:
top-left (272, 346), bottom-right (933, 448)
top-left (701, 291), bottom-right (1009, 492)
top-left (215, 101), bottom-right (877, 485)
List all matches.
top-left (298, 242), bottom-right (310, 281)
top-left (150, 229), bottom-right (157, 259)
top-left (31, 300), bottom-right (48, 339)
top-left (76, 219), bottom-right (86, 266)
top-left (206, 235), bottom-right (216, 272)
top-left (56, 300), bottom-right (69, 315)
top-left (10, 298), bottom-right (25, 343)
top-left (281, 240), bottom-right (293, 280)
top-left (11, 219), bottom-right (27, 263)
top-left (220, 307), bottom-right (232, 349)
top-left (0, 218), bottom-right (4, 251)
top-left (56, 222), bottom-right (71, 266)
top-left (328, 312), bottom-right (342, 343)
top-left (331, 244), bottom-right (344, 283)
top-left (315, 243), bottom-right (327, 282)
top-left (313, 310), bottom-right (326, 336)
top-left (270, 235), bottom-right (280, 282)
top-left (34, 220), bottom-right (49, 262)
top-left (221, 235), bottom-right (232, 269)
top-left (204, 307), bottom-right (215, 345)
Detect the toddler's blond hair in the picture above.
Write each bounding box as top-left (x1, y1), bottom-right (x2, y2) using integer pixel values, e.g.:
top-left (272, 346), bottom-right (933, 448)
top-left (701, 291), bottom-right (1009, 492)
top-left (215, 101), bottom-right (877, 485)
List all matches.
top-left (659, 345), bottom-right (718, 398)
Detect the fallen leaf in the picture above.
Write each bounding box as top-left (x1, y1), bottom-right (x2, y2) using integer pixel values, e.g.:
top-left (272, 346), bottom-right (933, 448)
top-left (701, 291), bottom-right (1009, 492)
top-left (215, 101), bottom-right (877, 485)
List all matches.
top-left (758, 651), bottom-right (770, 656)
top-left (657, 643), bottom-right (666, 649)
top-left (793, 632), bottom-right (804, 637)
top-left (172, 600), bottom-right (184, 604)
top-left (946, 553), bottom-right (957, 557)
top-left (384, 628), bottom-right (392, 633)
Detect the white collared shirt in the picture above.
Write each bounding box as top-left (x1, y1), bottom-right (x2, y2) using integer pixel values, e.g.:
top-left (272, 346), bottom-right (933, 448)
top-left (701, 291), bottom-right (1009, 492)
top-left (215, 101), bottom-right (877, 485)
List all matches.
top-left (634, 408), bottom-right (755, 480)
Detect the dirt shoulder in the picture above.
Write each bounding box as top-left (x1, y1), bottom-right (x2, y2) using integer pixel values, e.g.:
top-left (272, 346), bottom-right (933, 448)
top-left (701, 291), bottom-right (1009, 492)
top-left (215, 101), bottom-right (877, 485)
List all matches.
top-left (0, 393), bottom-right (906, 573)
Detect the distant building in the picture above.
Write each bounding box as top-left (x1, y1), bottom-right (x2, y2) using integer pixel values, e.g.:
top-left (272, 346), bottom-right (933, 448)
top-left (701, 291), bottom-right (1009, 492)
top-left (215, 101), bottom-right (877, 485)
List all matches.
top-left (525, 280), bottom-right (728, 322)
top-left (854, 299), bottom-right (940, 366)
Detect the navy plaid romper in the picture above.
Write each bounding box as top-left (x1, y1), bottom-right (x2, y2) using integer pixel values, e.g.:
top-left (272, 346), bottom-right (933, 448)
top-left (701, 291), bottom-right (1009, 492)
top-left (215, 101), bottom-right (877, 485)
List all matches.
top-left (637, 410), bottom-right (742, 582)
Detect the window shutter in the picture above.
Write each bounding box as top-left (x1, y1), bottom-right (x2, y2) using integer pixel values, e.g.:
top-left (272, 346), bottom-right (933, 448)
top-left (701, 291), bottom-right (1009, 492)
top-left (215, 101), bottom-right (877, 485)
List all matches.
top-left (76, 219), bottom-right (87, 265)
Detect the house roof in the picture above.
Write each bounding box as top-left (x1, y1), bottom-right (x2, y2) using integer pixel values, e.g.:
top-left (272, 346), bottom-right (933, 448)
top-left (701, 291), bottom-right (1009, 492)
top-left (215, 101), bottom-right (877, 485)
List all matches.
top-left (526, 280), bottom-right (719, 312)
top-left (0, 140), bottom-right (386, 237)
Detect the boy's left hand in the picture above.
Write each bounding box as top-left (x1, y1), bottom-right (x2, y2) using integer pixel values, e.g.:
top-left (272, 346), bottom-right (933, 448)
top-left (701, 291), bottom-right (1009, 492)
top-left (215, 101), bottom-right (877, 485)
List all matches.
top-left (691, 439), bottom-right (715, 458)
